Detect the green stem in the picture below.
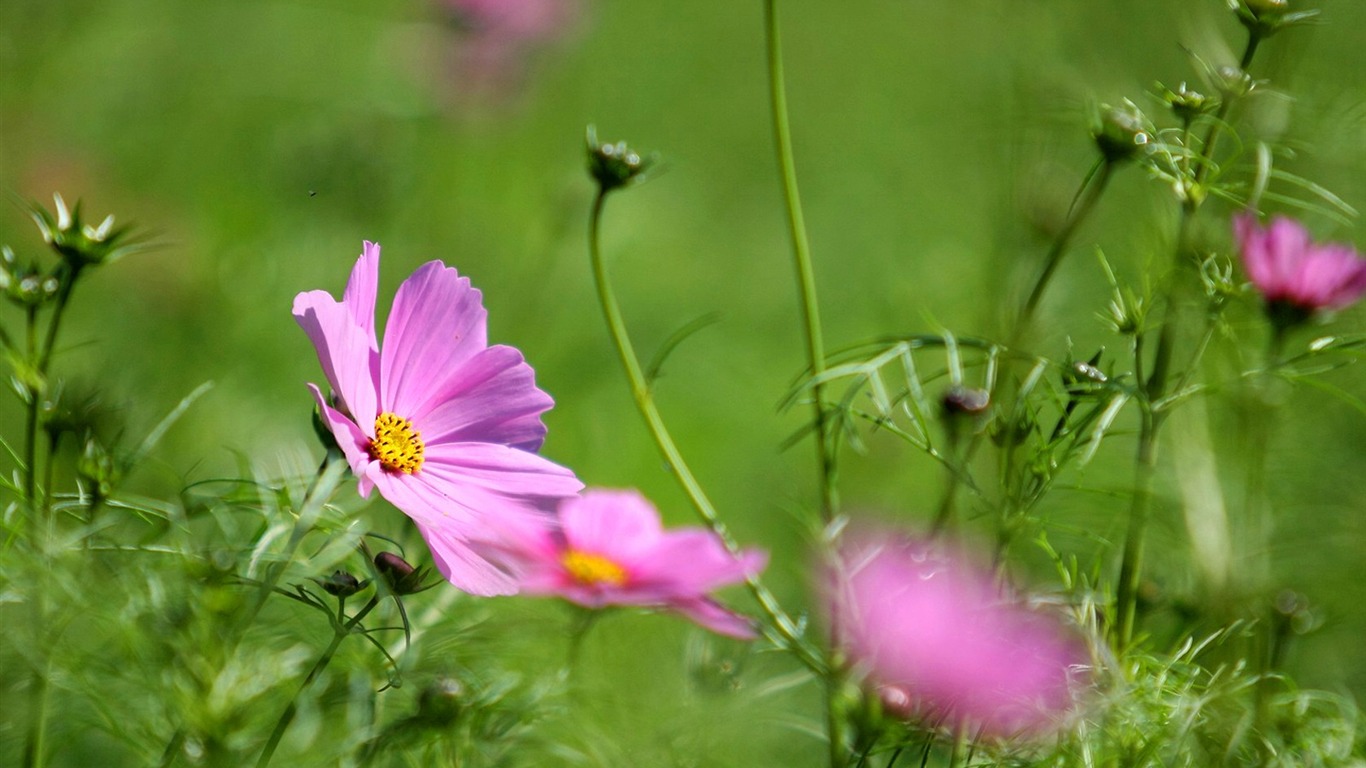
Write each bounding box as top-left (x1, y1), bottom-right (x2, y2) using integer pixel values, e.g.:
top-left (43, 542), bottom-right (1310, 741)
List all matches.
top-left (22, 651), bottom-right (51, 768)
top-left (1018, 158), bottom-right (1114, 328)
top-left (1114, 410), bottom-right (1158, 648)
top-left (37, 264), bottom-right (81, 376)
top-left (254, 597), bottom-right (379, 768)
top-left (1114, 28), bottom-right (1265, 650)
top-left (763, 0), bottom-right (837, 522)
top-left (761, 11), bottom-right (849, 755)
top-left (587, 190), bottom-right (824, 675)
top-left (23, 304), bottom-right (39, 508)
top-left (1192, 30), bottom-right (1262, 196)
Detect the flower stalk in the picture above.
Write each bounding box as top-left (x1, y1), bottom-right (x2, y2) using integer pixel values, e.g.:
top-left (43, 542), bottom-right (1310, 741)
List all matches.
top-left (763, 0), bottom-right (837, 523)
top-left (1018, 157), bottom-right (1115, 327)
top-left (586, 187), bottom-right (824, 674)
top-left (1114, 29), bottom-right (1266, 649)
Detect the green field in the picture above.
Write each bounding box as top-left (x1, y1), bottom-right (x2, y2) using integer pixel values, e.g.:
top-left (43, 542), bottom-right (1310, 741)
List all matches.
top-left (3, 1), bottom-right (1366, 764)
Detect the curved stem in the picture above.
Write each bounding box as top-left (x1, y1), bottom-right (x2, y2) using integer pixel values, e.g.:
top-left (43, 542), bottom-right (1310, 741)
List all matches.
top-left (587, 190), bottom-right (824, 674)
top-left (763, 0), bottom-right (837, 522)
top-left (1018, 158), bottom-right (1114, 328)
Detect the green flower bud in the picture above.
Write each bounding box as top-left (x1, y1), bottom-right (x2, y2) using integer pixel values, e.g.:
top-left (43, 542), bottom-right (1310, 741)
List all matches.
top-left (586, 126), bottom-right (655, 192)
top-left (76, 436), bottom-right (121, 503)
top-left (1213, 66), bottom-right (1255, 100)
top-left (27, 193), bottom-right (142, 268)
top-left (0, 248), bottom-right (60, 308)
top-left (1158, 81), bottom-right (1216, 124)
top-left (1229, 0), bottom-right (1318, 37)
top-left (1092, 101), bottom-right (1152, 163)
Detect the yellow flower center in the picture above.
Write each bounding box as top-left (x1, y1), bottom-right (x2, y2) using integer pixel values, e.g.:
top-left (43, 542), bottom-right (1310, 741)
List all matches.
top-left (561, 550), bottom-right (627, 587)
top-left (370, 413), bottom-right (424, 474)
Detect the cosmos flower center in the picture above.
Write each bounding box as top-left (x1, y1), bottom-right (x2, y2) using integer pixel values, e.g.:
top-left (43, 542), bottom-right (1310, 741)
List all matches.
top-left (370, 412), bottom-right (425, 474)
top-left (561, 550), bottom-right (627, 587)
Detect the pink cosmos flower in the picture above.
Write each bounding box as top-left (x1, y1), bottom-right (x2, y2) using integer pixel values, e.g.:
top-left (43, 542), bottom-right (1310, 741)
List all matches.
top-left (512, 488), bottom-right (767, 639)
top-left (440, 0), bottom-right (585, 97)
top-left (826, 533), bottom-right (1086, 737)
top-left (1234, 214), bottom-right (1366, 317)
top-left (294, 242), bottom-right (583, 596)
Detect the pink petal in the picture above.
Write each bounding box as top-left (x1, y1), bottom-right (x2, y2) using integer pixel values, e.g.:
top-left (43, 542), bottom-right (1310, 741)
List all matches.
top-left (1234, 214), bottom-right (1275, 292)
top-left (368, 442), bottom-right (579, 552)
top-left (308, 383), bottom-right (378, 498)
top-left (559, 489), bottom-right (663, 561)
top-left (380, 261), bottom-right (489, 419)
top-left (412, 345), bottom-right (552, 453)
top-left (414, 520), bottom-right (521, 596)
top-left (423, 442), bottom-right (583, 503)
top-left (293, 291), bottom-right (379, 426)
top-left (630, 530), bottom-right (765, 595)
top-left (828, 534), bottom-right (1085, 737)
top-left (668, 597), bottom-right (759, 640)
top-left (1265, 216), bottom-right (1312, 296)
top-left (344, 242), bottom-right (381, 350)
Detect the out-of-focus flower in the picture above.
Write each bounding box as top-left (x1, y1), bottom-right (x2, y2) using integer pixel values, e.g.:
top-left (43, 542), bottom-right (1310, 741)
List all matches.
top-left (1234, 214), bottom-right (1366, 327)
top-left (513, 488), bottom-right (766, 639)
top-left (294, 242), bottom-right (582, 596)
top-left (439, 0), bottom-right (585, 97)
top-left (826, 532), bottom-right (1087, 736)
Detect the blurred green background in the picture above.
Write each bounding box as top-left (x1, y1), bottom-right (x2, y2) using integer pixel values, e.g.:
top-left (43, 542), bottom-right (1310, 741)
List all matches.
top-left (4, 0), bottom-right (1366, 763)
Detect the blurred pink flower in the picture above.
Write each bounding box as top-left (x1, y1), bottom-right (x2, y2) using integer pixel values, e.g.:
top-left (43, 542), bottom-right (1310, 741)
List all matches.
top-left (440, 0), bottom-right (585, 97)
top-left (294, 242), bottom-right (582, 596)
top-left (513, 488), bottom-right (767, 639)
top-left (1234, 214), bottom-right (1366, 317)
top-left (826, 533), bottom-right (1087, 736)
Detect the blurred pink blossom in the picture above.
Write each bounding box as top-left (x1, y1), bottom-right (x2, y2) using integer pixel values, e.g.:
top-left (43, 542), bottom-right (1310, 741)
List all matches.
top-left (513, 488), bottom-right (767, 638)
top-left (440, 0), bottom-right (585, 97)
top-left (1234, 214), bottom-right (1366, 316)
top-left (294, 242), bottom-right (582, 596)
top-left (826, 533), bottom-right (1087, 736)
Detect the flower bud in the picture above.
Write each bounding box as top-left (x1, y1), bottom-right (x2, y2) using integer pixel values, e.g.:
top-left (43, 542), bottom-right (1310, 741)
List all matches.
top-left (1062, 358), bottom-right (1108, 390)
top-left (27, 193), bottom-right (141, 268)
top-left (375, 551), bottom-right (428, 595)
top-left (415, 677), bottom-right (464, 725)
top-left (586, 126), bottom-right (655, 192)
top-left (76, 436), bottom-right (120, 502)
top-left (318, 570), bottom-right (365, 597)
top-left (1092, 101), bottom-right (1151, 163)
top-left (1158, 81), bottom-right (1216, 124)
top-left (1213, 66), bottom-right (1254, 100)
top-left (941, 386), bottom-right (989, 416)
top-left (0, 248), bottom-right (60, 308)
top-left (1229, 0), bottom-right (1318, 38)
